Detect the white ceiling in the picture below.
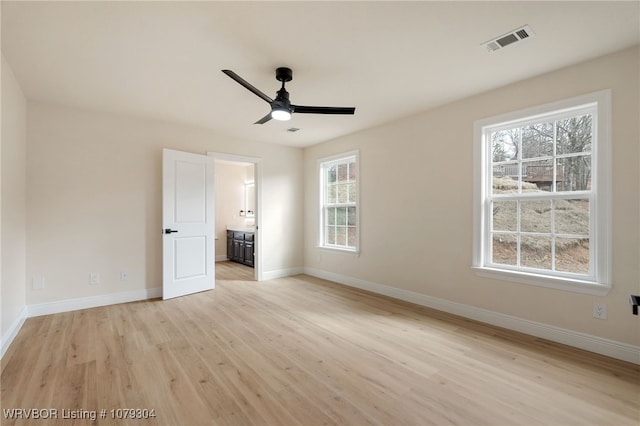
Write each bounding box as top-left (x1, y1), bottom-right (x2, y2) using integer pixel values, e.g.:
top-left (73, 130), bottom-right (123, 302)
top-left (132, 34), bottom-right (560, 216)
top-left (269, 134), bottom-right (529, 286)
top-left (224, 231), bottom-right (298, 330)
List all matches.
top-left (2, 1), bottom-right (638, 148)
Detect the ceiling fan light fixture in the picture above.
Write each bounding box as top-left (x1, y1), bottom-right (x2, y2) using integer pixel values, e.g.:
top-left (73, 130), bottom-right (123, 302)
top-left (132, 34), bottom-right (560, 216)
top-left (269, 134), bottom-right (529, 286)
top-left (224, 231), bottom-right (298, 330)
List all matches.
top-left (271, 108), bottom-right (291, 121)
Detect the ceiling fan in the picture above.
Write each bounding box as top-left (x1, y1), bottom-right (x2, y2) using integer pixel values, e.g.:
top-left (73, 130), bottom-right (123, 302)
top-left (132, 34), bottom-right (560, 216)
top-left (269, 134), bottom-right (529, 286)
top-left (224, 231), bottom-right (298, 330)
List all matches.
top-left (222, 67), bottom-right (356, 124)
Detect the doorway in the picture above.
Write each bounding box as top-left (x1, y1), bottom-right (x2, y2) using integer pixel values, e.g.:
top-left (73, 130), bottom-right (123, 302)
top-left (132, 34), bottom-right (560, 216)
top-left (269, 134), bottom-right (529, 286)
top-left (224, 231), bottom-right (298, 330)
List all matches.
top-left (209, 152), bottom-right (262, 282)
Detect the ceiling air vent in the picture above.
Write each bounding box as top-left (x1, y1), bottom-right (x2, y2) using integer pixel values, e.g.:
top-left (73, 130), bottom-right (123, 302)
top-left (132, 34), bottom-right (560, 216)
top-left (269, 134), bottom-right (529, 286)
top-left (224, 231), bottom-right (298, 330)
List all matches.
top-left (482, 25), bottom-right (535, 53)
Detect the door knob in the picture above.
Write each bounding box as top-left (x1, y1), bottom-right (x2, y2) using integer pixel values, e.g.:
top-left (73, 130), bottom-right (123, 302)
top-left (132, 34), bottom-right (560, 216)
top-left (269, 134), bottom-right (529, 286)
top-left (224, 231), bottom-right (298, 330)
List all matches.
top-left (164, 228), bottom-right (178, 234)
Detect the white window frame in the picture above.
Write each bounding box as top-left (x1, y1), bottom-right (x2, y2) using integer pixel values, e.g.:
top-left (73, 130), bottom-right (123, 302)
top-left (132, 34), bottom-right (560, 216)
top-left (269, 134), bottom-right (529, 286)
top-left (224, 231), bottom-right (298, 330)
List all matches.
top-left (318, 151), bottom-right (359, 253)
top-left (472, 90), bottom-right (611, 295)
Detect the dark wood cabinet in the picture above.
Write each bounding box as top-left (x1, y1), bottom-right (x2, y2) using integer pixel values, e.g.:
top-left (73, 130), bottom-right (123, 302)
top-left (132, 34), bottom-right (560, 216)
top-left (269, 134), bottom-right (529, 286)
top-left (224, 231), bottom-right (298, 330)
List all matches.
top-left (226, 231), bottom-right (234, 260)
top-left (243, 242), bottom-right (254, 267)
top-left (226, 230), bottom-right (255, 268)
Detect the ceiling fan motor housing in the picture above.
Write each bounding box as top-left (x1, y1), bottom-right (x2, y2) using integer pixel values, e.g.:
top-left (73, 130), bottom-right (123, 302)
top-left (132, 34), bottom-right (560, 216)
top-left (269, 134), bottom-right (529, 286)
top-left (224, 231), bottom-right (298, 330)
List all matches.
top-left (274, 88), bottom-right (291, 111)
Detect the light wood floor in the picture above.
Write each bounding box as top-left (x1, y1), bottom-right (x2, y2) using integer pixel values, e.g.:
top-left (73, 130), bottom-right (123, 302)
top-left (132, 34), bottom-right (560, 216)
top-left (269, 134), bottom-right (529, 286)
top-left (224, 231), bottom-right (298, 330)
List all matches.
top-left (2, 264), bottom-right (639, 425)
top-left (215, 260), bottom-right (255, 281)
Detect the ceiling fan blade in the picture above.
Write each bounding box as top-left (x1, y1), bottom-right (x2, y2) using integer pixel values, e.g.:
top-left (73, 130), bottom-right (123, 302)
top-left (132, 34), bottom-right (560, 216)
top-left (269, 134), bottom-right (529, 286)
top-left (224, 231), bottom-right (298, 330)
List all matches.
top-left (222, 70), bottom-right (273, 104)
top-left (254, 113), bottom-right (272, 125)
top-left (292, 105), bottom-right (356, 115)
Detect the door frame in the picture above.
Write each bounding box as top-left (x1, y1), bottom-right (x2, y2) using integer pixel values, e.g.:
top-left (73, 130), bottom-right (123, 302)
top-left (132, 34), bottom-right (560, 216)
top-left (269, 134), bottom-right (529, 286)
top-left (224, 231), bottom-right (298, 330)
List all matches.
top-left (208, 151), bottom-right (263, 281)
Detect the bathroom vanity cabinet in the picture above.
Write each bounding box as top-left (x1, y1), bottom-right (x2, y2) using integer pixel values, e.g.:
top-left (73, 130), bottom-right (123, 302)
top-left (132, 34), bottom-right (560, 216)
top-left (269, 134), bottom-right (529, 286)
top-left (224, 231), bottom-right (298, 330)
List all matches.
top-left (226, 229), bottom-right (254, 267)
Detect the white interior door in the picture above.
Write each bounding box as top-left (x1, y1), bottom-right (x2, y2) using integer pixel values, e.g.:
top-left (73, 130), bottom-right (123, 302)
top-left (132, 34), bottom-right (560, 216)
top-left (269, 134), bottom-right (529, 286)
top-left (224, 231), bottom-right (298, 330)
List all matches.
top-left (162, 149), bottom-right (215, 300)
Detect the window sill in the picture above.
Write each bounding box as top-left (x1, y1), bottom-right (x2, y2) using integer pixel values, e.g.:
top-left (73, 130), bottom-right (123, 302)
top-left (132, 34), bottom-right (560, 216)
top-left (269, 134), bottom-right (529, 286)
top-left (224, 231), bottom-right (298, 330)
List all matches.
top-left (472, 266), bottom-right (610, 296)
top-left (318, 245), bottom-right (359, 256)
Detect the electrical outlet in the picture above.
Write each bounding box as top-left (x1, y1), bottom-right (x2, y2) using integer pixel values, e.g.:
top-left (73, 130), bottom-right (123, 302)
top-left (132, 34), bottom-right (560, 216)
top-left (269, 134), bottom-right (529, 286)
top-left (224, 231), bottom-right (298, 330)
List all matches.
top-left (593, 302), bottom-right (607, 320)
top-left (90, 272), bottom-right (100, 285)
top-left (120, 272), bottom-right (128, 282)
top-left (32, 276), bottom-right (45, 290)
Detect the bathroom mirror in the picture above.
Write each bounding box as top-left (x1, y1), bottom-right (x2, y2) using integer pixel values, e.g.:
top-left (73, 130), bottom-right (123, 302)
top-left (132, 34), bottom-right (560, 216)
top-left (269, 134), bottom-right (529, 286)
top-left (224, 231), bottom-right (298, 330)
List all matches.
top-left (245, 183), bottom-right (255, 218)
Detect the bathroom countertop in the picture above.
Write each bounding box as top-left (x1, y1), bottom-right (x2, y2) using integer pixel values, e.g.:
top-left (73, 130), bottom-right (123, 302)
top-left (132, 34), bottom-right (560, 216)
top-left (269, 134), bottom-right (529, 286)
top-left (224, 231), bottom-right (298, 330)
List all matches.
top-left (226, 226), bottom-right (256, 233)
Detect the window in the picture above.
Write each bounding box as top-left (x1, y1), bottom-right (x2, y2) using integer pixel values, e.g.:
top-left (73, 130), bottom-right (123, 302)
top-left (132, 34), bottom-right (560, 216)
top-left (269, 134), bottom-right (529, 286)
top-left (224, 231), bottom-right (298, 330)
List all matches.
top-left (319, 151), bottom-right (359, 252)
top-left (473, 91), bottom-right (611, 295)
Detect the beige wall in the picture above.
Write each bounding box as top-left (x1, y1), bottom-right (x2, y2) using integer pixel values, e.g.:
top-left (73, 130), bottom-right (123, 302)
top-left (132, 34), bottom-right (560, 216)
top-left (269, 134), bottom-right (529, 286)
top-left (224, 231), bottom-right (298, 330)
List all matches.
top-left (26, 103), bottom-right (303, 304)
top-left (214, 162), bottom-right (255, 258)
top-left (304, 46), bottom-right (640, 346)
top-left (1, 54), bottom-right (27, 340)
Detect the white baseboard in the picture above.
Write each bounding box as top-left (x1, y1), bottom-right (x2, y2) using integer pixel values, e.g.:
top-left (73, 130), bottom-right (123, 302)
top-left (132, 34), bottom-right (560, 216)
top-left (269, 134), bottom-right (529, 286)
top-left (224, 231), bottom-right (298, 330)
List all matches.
top-left (304, 267), bottom-right (640, 365)
top-left (215, 255), bottom-right (228, 262)
top-left (261, 267), bottom-right (304, 281)
top-left (1, 306), bottom-right (28, 359)
top-left (28, 287), bottom-right (163, 318)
